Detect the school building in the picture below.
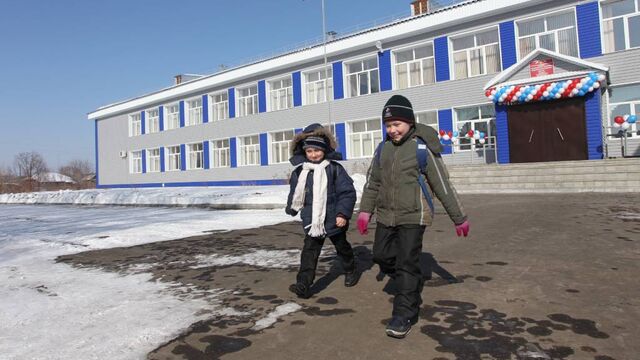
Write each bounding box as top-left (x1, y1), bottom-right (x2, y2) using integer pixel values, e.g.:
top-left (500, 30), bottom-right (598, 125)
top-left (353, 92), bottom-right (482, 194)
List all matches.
top-left (88, 0), bottom-right (640, 188)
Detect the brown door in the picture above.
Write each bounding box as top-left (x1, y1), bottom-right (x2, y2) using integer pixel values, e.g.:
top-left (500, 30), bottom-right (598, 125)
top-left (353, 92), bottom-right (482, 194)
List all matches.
top-left (508, 97), bottom-right (587, 163)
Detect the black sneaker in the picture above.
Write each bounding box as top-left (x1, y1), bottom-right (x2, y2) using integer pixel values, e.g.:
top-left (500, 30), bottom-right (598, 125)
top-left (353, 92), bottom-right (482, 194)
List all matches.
top-left (344, 271), bottom-right (361, 287)
top-left (385, 316), bottom-right (411, 338)
top-left (288, 283), bottom-right (310, 299)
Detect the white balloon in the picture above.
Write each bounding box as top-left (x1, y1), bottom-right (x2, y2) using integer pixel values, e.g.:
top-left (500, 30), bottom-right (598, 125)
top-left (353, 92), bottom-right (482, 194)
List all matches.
top-left (613, 122), bottom-right (621, 128)
top-left (555, 93), bottom-right (562, 99)
top-left (572, 89), bottom-right (579, 95)
top-left (443, 134), bottom-right (450, 141)
top-left (588, 87), bottom-right (594, 92)
top-left (473, 133), bottom-right (480, 140)
top-left (593, 82), bottom-right (601, 89)
top-left (622, 122), bottom-right (631, 130)
top-left (623, 114), bottom-right (630, 120)
top-left (598, 74), bottom-right (606, 81)
top-left (543, 91), bottom-right (549, 97)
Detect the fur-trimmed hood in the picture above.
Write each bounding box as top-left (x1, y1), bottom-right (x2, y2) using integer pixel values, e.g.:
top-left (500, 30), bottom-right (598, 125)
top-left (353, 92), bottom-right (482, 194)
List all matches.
top-left (290, 123), bottom-right (342, 165)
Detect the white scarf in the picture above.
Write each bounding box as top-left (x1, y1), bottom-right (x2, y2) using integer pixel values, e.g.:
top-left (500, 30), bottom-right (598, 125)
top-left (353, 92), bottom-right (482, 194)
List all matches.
top-left (291, 160), bottom-right (330, 237)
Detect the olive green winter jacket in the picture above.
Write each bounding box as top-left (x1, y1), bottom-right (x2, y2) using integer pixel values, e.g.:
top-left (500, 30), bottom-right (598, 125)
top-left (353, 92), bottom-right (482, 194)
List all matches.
top-left (360, 123), bottom-right (467, 227)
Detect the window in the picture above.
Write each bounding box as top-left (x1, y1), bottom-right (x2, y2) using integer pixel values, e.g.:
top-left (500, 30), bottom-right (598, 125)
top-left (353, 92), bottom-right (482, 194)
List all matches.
top-left (211, 139), bottom-right (230, 168)
top-left (186, 143), bottom-right (204, 170)
top-left (237, 85), bottom-right (258, 117)
top-left (416, 110), bottom-right (439, 130)
top-left (608, 83), bottom-right (640, 137)
top-left (304, 68), bottom-right (333, 105)
top-left (601, 0), bottom-right (640, 53)
top-left (146, 109), bottom-right (160, 134)
top-left (271, 130), bottom-right (295, 164)
top-left (348, 119), bottom-right (383, 158)
top-left (268, 77), bottom-right (293, 111)
top-left (165, 104), bottom-right (180, 130)
top-left (210, 92), bottom-right (228, 122)
top-left (394, 43), bottom-right (435, 89)
top-left (451, 29), bottom-right (501, 79)
top-left (345, 57), bottom-right (379, 98)
top-left (166, 145), bottom-right (181, 171)
top-left (186, 98), bottom-right (203, 126)
top-left (455, 104), bottom-right (496, 151)
top-left (239, 135), bottom-right (261, 166)
top-left (129, 113), bottom-right (141, 137)
top-left (130, 150), bottom-right (142, 173)
top-left (516, 10), bottom-right (578, 59)
top-left (147, 148), bottom-right (160, 173)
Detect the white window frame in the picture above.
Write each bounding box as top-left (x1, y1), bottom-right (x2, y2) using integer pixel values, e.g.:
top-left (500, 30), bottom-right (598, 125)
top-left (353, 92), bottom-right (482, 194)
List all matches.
top-left (145, 108), bottom-right (160, 134)
top-left (164, 103), bottom-right (180, 130)
top-left (238, 134), bottom-right (261, 166)
top-left (270, 129), bottom-right (295, 164)
top-left (165, 145), bottom-right (181, 172)
top-left (600, 0), bottom-right (640, 53)
top-left (237, 84), bottom-right (258, 117)
top-left (607, 83), bottom-right (640, 138)
top-left (146, 148), bottom-right (161, 173)
top-left (454, 103), bottom-right (497, 152)
top-left (450, 27), bottom-right (502, 80)
top-left (129, 113), bottom-right (141, 137)
top-left (209, 91), bottom-right (229, 122)
top-left (129, 150), bottom-right (142, 174)
top-left (210, 139), bottom-right (231, 168)
top-left (303, 66), bottom-right (333, 105)
top-left (415, 110), bottom-right (439, 131)
top-left (393, 41), bottom-right (436, 89)
top-left (186, 142), bottom-right (204, 170)
top-left (515, 9), bottom-right (580, 60)
top-left (347, 118), bottom-right (383, 159)
top-left (185, 97), bottom-right (203, 126)
top-left (344, 55), bottom-right (380, 98)
top-left (267, 76), bottom-right (293, 112)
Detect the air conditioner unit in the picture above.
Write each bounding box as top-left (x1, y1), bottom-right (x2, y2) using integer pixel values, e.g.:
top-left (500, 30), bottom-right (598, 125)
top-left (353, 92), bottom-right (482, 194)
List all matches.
top-left (119, 150), bottom-right (128, 158)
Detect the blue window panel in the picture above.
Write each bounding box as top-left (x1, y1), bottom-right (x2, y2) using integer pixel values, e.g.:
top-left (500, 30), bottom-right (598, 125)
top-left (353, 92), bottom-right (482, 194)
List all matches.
top-left (258, 80), bottom-right (266, 113)
top-left (295, 128), bottom-right (303, 134)
top-left (499, 21), bottom-right (517, 69)
top-left (141, 149), bottom-right (147, 174)
top-left (179, 101), bottom-right (185, 127)
top-left (292, 71), bottom-right (302, 107)
top-left (260, 133), bottom-right (269, 166)
top-left (159, 106), bottom-right (164, 131)
top-left (378, 50), bottom-right (392, 91)
top-left (180, 144), bottom-right (186, 171)
top-left (335, 122), bottom-right (347, 159)
top-left (94, 120), bottom-right (99, 186)
top-left (160, 146), bottom-right (165, 172)
top-left (203, 141), bottom-right (210, 169)
top-left (577, 2), bottom-right (602, 59)
top-left (434, 36), bottom-right (450, 82)
top-left (140, 111), bottom-right (146, 135)
top-left (228, 88), bottom-right (236, 118)
top-left (202, 94), bottom-right (209, 123)
top-left (437, 109), bottom-right (453, 154)
top-left (230, 137), bottom-right (237, 168)
top-left (332, 61), bottom-right (344, 100)
top-left (97, 179), bottom-right (289, 189)
top-left (585, 91), bottom-right (604, 159)
top-left (495, 105), bottom-right (510, 164)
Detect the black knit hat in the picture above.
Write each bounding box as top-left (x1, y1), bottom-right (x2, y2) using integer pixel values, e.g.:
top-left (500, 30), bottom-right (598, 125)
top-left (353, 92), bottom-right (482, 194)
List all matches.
top-left (382, 95), bottom-right (415, 125)
top-left (303, 136), bottom-right (329, 152)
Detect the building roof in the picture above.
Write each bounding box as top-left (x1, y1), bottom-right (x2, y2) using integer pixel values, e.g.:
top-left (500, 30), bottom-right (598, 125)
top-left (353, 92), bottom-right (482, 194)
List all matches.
top-left (34, 172), bottom-right (75, 184)
top-left (88, 0), bottom-right (555, 120)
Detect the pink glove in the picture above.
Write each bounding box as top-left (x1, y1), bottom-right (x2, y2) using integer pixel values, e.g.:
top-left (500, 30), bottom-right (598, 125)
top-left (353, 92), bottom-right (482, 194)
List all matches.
top-left (455, 220), bottom-right (470, 237)
top-left (357, 212), bottom-right (371, 235)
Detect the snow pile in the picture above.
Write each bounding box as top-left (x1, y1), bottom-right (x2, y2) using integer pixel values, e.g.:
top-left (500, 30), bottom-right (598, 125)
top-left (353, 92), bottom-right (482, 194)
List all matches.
top-left (0, 174), bottom-right (368, 208)
top-left (252, 303), bottom-right (302, 331)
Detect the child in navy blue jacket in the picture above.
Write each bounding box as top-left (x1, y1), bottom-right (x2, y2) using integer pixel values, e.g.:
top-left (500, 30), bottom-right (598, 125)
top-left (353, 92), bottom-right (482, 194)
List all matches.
top-left (285, 123), bottom-right (359, 299)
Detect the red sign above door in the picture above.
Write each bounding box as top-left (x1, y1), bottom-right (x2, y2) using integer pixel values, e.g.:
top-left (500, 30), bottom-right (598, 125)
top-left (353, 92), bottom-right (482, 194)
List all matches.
top-left (530, 58), bottom-right (554, 77)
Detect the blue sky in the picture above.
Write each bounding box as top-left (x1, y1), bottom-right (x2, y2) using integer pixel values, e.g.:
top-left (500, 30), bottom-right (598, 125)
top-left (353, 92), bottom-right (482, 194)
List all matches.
top-left (0, 0), bottom-right (409, 171)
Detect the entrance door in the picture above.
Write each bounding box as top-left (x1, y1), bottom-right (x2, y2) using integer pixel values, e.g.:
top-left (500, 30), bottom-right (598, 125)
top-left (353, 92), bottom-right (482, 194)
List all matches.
top-left (507, 97), bottom-right (588, 163)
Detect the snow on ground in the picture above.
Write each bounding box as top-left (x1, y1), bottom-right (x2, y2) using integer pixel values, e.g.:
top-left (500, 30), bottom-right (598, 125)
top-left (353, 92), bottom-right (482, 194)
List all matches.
top-left (0, 204), bottom-right (293, 360)
top-left (251, 303), bottom-right (303, 331)
top-left (0, 173), bottom-right (367, 208)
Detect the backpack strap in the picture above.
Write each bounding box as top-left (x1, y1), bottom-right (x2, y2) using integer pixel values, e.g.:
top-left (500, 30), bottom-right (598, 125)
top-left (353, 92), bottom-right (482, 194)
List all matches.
top-left (415, 137), bottom-right (434, 214)
top-left (374, 140), bottom-right (385, 166)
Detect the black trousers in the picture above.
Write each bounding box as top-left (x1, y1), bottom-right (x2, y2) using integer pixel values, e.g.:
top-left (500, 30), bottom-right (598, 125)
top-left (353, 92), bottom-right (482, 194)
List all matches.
top-left (372, 223), bottom-right (426, 320)
top-left (296, 231), bottom-right (355, 286)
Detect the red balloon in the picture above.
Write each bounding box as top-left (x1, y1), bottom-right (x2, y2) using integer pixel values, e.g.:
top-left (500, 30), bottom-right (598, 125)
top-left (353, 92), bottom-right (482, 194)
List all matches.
top-left (447, 131), bottom-right (453, 137)
top-left (439, 130), bottom-right (445, 136)
top-left (614, 116), bottom-right (625, 124)
top-left (467, 130), bottom-right (474, 137)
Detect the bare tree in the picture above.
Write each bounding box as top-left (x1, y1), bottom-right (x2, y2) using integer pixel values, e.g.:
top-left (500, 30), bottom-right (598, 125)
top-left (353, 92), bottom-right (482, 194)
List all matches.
top-left (0, 166), bottom-right (16, 193)
top-left (14, 152), bottom-right (48, 192)
top-left (58, 159), bottom-right (93, 188)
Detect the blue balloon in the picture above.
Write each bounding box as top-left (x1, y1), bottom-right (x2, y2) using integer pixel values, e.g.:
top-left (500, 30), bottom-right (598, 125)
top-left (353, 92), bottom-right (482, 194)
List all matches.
top-left (628, 115), bottom-right (637, 124)
top-left (453, 131), bottom-right (459, 137)
top-left (578, 90), bottom-right (585, 96)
